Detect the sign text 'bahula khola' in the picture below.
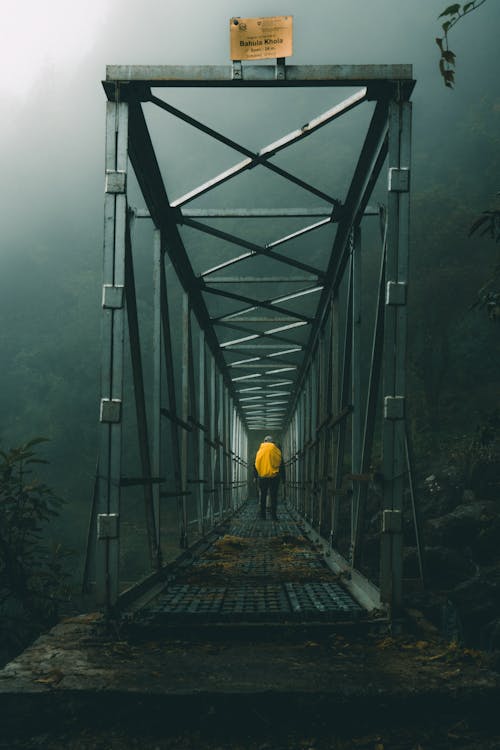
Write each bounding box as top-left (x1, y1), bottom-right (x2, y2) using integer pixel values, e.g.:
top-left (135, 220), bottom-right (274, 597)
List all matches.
top-left (230, 16), bottom-right (293, 61)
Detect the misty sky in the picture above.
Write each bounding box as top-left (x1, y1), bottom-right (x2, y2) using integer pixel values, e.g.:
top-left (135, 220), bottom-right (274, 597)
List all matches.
top-left (2, 1), bottom-right (497, 99)
top-left (0, 0), bottom-right (498, 535)
top-left (1, 1), bottom-right (499, 425)
top-left (1, 0), bottom-right (497, 246)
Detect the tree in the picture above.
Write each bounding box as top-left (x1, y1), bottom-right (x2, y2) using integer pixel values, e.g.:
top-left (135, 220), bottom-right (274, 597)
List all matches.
top-left (436, 1), bottom-right (488, 87)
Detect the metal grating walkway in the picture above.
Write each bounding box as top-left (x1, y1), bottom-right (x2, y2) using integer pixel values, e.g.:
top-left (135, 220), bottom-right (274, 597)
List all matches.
top-left (134, 503), bottom-right (364, 626)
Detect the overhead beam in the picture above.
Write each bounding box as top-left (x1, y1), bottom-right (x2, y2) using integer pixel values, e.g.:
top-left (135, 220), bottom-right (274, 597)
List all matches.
top-left (106, 64), bottom-right (413, 88)
top-left (134, 207), bottom-right (381, 219)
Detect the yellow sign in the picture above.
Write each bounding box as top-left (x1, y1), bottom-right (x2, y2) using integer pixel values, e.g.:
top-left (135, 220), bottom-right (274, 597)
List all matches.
top-left (230, 16), bottom-right (293, 61)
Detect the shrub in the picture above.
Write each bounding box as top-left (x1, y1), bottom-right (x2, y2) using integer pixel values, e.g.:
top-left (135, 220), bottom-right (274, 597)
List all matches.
top-left (0, 438), bottom-right (70, 657)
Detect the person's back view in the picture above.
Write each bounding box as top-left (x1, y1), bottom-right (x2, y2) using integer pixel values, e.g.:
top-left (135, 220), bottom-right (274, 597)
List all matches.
top-left (254, 436), bottom-right (284, 520)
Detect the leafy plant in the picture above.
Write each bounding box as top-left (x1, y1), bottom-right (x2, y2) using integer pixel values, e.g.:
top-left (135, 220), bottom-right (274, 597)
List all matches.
top-left (436, 1), bottom-right (488, 87)
top-left (469, 201), bottom-right (500, 318)
top-left (0, 438), bottom-right (71, 656)
top-left (448, 412), bottom-right (500, 494)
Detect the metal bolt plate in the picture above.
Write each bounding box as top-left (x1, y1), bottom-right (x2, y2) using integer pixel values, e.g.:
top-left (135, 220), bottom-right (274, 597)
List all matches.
top-left (388, 167), bottom-right (410, 193)
top-left (386, 281), bottom-right (407, 306)
top-left (382, 509), bottom-right (402, 534)
top-left (100, 398), bottom-right (122, 423)
top-left (97, 513), bottom-right (119, 539)
top-left (384, 396), bottom-right (405, 420)
top-left (102, 284), bottom-right (124, 309)
top-left (105, 170), bottom-right (127, 194)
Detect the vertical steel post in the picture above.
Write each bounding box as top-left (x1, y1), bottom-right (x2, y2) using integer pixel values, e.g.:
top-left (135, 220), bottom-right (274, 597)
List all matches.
top-left (351, 227), bottom-right (362, 558)
top-left (332, 256), bottom-right (353, 549)
top-left (198, 329), bottom-right (206, 534)
top-left (181, 292), bottom-right (190, 547)
top-left (224, 389), bottom-right (230, 512)
top-left (187, 314), bottom-right (200, 531)
top-left (233, 410), bottom-right (239, 507)
top-left (330, 292), bottom-right (340, 545)
top-left (291, 411), bottom-right (297, 510)
top-left (159, 257), bottom-right (184, 547)
top-left (124, 215), bottom-right (158, 568)
top-left (320, 302), bottom-right (333, 535)
top-left (300, 392), bottom-right (306, 515)
top-left (209, 354), bottom-right (217, 525)
top-left (152, 228), bottom-right (162, 558)
top-left (317, 330), bottom-right (324, 532)
top-left (231, 401), bottom-right (238, 509)
top-left (380, 91), bottom-right (412, 613)
top-left (309, 356), bottom-right (319, 526)
top-left (97, 92), bottom-right (128, 609)
top-left (352, 210), bottom-right (387, 568)
top-left (216, 369), bottom-right (224, 518)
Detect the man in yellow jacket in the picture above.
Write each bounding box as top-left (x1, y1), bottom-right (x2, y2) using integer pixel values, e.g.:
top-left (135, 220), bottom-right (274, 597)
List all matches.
top-left (254, 436), bottom-right (285, 521)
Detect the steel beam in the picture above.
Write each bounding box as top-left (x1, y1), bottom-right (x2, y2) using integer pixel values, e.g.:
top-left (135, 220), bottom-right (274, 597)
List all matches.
top-left (124, 213), bottom-right (159, 568)
top-left (98, 62), bottom-right (415, 620)
top-left (152, 229), bottom-right (162, 559)
top-left (202, 284), bottom-right (312, 323)
top-left (380, 96), bottom-right (412, 614)
top-left (126, 99), bottom-right (243, 411)
top-left (97, 96), bottom-right (128, 609)
top-left (185, 218), bottom-right (324, 278)
top-left (287, 96), bottom-right (390, 421)
top-left (106, 64), bottom-right (413, 88)
top-left (158, 253), bottom-right (184, 547)
top-left (181, 293), bottom-right (190, 547)
top-left (351, 228), bottom-right (362, 557)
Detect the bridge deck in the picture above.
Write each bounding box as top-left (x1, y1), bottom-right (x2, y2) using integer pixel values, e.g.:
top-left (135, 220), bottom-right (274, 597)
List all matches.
top-left (130, 502), bottom-right (363, 631)
top-left (1, 503), bottom-right (498, 740)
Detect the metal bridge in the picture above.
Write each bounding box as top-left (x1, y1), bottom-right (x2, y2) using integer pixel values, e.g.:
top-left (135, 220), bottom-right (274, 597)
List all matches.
top-left (83, 60), bottom-right (419, 627)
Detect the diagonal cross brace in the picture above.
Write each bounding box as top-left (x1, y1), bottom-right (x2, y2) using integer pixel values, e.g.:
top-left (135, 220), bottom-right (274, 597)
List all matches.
top-left (127, 98), bottom-right (243, 408)
top-left (201, 284), bottom-right (312, 323)
top-left (149, 88), bottom-right (367, 209)
top-left (184, 217), bottom-right (324, 278)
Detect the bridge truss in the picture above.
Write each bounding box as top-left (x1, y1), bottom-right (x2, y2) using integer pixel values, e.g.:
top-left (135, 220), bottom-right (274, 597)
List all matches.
top-left (87, 62), bottom-right (417, 619)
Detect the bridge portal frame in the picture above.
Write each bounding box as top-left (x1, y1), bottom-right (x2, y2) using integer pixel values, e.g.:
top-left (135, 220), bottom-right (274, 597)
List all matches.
top-left (95, 62), bottom-right (415, 616)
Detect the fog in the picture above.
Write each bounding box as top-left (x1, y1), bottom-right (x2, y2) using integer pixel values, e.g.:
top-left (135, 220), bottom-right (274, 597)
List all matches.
top-left (1, 0), bottom-right (499, 572)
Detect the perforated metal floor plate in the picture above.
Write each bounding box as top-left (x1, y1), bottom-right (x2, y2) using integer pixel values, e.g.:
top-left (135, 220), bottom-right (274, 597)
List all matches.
top-left (138, 503), bottom-right (364, 625)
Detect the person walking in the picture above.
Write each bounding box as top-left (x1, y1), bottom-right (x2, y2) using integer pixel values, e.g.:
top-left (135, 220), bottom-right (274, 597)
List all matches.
top-left (254, 436), bottom-right (285, 521)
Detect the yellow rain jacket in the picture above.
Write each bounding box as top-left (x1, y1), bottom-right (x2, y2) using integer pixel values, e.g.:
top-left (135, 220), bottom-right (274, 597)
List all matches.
top-left (254, 441), bottom-right (283, 479)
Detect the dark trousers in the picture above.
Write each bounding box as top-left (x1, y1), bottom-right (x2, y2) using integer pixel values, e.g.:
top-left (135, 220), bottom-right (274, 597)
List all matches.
top-left (258, 476), bottom-right (280, 518)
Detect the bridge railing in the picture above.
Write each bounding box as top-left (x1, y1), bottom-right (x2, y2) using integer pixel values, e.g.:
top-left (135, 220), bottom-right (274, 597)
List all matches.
top-left (84, 196), bottom-right (248, 607)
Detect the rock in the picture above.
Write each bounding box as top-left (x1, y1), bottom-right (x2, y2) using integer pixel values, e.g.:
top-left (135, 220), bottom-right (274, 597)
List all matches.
top-left (470, 520), bottom-right (500, 565)
top-left (420, 470), bottom-right (464, 517)
top-left (450, 574), bottom-right (500, 646)
top-left (468, 460), bottom-right (500, 501)
top-left (425, 501), bottom-right (498, 550)
top-left (462, 489), bottom-right (476, 504)
top-left (423, 546), bottom-right (476, 589)
top-left (480, 617), bottom-right (500, 651)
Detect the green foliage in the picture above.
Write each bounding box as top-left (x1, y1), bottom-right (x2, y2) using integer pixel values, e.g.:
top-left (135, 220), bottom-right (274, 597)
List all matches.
top-left (469, 209), bottom-right (500, 243)
top-left (0, 438), bottom-right (71, 655)
top-left (468, 203), bottom-right (500, 317)
top-left (448, 411), bottom-right (500, 496)
top-left (436, 1), bottom-right (488, 87)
